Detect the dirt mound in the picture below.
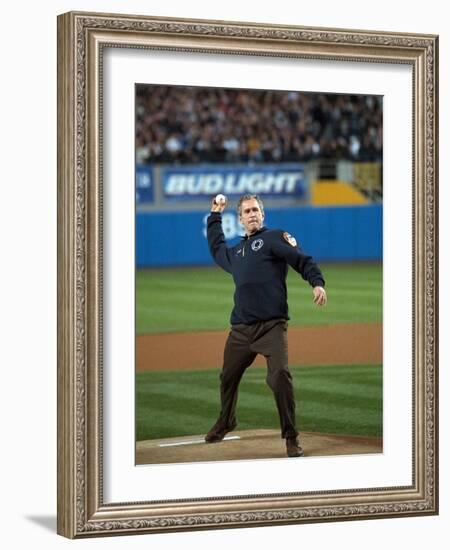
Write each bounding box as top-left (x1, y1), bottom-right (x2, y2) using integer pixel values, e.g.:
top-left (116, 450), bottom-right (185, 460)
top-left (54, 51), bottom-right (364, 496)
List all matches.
top-left (136, 429), bottom-right (382, 465)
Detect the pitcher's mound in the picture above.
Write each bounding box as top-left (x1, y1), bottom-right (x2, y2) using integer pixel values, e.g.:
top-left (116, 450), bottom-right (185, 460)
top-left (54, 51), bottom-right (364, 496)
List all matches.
top-left (136, 429), bottom-right (382, 465)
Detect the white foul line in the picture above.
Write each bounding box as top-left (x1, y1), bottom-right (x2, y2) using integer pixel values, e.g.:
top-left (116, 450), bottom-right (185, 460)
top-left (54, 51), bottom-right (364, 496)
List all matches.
top-left (159, 436), bottom-right (241, 448)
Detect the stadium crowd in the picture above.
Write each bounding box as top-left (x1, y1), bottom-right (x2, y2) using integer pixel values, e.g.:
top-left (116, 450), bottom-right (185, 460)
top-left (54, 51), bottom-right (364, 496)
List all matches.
top-left (136, 85), bottom-right (382, 165)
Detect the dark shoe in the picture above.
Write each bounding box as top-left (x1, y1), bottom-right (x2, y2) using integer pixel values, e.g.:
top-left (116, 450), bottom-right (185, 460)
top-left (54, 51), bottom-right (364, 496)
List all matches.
top-left (286, 437), bottom-right (304, 457)
top-left (205, 420), bottom-right (237, 443)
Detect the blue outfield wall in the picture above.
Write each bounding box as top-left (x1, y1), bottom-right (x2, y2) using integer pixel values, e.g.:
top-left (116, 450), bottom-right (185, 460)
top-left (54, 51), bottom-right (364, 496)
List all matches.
top-left (136, 204), bottom-right (382, 268)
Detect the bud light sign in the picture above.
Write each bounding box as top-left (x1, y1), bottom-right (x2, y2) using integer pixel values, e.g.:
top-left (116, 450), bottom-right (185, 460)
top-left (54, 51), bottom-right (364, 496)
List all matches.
top-left (162, 164), bottom-right (306, 201)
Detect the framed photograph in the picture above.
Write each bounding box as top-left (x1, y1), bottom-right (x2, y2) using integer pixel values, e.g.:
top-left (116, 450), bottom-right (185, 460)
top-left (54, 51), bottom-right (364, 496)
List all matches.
top-left (57, 11), bottom-right (438, 538)
top-left (133, 82), bottom-right (384, 467)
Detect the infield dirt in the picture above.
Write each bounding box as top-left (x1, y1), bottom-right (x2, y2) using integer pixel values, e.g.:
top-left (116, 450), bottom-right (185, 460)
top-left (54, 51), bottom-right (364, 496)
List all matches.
top-left (136, 322), bottom-right (382, 371)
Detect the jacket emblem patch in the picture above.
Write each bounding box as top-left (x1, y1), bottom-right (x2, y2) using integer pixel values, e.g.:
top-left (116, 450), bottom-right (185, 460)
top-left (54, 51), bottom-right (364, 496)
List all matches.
top-left (251, 239), bottom-right (264, 252)
top-left (283, 232), bottom-right (297, 247)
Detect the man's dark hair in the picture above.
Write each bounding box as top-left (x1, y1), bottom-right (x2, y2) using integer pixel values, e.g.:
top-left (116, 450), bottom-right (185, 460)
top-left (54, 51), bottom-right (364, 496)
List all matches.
top-left (237, 194), bottom-right (265, 217)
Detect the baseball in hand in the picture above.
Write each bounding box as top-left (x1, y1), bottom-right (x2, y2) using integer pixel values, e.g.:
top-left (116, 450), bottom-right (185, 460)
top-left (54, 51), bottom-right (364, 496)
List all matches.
top-left (215, 194), bottom-right (226, 205)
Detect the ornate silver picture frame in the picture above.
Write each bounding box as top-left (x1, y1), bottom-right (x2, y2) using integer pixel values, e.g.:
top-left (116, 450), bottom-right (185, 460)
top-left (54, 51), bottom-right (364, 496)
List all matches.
top-left (57, 11), bottom-right (438, 538)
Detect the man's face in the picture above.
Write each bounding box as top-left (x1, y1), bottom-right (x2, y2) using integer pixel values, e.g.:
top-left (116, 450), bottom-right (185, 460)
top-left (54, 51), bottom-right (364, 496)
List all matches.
top-left (239, 199), bottom-right (264, 236)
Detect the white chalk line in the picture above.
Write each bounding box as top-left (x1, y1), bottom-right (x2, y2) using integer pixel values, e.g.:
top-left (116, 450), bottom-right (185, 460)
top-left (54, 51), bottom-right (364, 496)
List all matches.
top-left (159, 436), bottom-right (241, 447)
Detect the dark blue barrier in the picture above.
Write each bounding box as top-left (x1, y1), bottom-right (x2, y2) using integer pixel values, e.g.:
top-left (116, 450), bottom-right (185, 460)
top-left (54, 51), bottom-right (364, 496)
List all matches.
top-left (136, 205), bottom-right (382, 267)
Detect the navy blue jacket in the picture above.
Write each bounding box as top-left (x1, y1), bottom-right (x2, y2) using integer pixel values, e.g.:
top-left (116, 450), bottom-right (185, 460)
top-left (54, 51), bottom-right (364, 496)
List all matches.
top-left (207, 212), bottom-right (325, 325)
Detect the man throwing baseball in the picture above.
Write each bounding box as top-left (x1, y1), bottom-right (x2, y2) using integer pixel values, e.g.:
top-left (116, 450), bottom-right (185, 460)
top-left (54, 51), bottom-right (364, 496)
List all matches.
top-left (205, 194), bottom-right (327, 458)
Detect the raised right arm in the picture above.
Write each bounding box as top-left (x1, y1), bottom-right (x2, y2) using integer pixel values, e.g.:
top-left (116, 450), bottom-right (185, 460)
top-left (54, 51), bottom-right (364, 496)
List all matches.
top-left (206, 212), bottom-right (233, 273)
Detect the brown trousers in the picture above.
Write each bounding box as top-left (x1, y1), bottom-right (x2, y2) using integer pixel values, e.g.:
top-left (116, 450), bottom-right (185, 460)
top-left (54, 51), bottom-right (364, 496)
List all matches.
top-left (217, 318), bottom-right (298, 439)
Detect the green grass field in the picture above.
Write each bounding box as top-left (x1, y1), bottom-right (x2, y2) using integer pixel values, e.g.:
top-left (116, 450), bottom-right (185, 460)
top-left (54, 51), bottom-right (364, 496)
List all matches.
top-left (136, 364), bottom-right (382, 441)
top-left (136, 262), bottom-right (382, 334)
top-left (136, 262), bottom-right (382, 442)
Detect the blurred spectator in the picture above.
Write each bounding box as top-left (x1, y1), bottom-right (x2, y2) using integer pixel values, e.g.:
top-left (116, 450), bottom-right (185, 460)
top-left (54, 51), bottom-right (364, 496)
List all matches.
top-left (136, 85), bottom-right (382, 165)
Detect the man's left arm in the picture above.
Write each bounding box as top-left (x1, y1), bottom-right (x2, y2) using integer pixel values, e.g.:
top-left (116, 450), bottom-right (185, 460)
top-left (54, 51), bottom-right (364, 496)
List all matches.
top-left (271, 232), bottom-right (327, 306)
